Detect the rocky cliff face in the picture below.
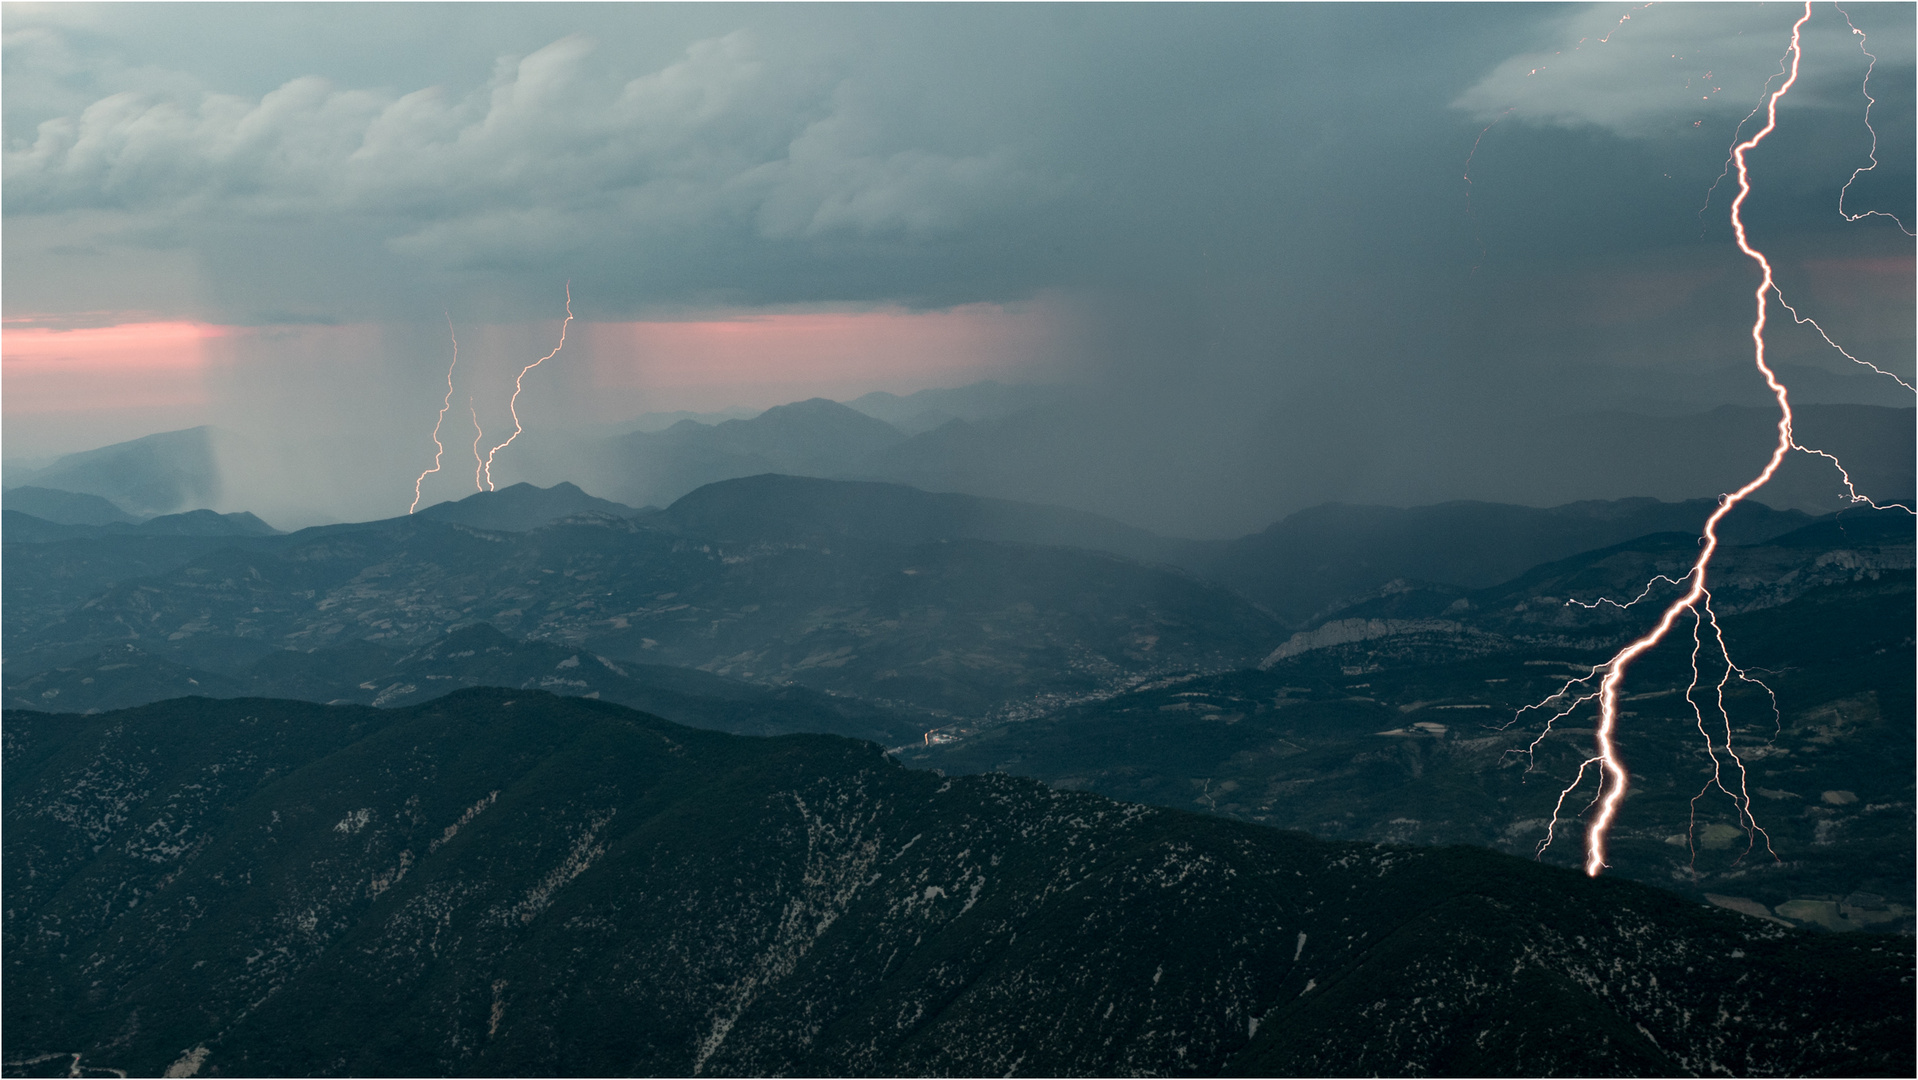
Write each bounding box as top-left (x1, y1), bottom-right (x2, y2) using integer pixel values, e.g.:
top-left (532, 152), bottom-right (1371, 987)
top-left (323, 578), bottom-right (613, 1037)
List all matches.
top-left (5, 690), bottom-right (1909, 1076)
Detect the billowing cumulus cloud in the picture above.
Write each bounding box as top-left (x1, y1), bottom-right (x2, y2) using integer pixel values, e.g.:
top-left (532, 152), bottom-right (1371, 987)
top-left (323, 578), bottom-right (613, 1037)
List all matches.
top-left (5, 30), bottom-right (1051, 266)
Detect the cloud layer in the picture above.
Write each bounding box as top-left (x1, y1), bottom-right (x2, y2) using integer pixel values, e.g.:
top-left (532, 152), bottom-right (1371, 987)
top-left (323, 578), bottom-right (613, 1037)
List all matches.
top-left (6, 31), bottom-right (1050, 272)
top-left (5, 4), bottom-right (1911, 533)
top-left (1453, 3), bottom-right (1916, 139)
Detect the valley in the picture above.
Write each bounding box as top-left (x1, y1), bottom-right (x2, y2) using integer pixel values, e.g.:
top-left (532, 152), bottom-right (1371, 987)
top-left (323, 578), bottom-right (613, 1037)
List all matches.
top-left (6, 472), bottom-right (1912, 939)
top-left (9, 5), bottom-right (1915, 1073)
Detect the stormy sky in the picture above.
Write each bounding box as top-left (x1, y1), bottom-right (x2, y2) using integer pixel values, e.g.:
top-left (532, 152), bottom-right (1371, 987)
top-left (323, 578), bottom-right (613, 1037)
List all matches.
top-left (4, 2), bottom-right (1913, 533)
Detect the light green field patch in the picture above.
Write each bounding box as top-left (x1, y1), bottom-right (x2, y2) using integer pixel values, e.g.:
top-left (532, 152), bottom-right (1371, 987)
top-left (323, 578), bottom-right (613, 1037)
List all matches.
top-left (1698, 823), bottom-right (1746, 850)
top-left (1775, 899), bottom-right (1850, 932)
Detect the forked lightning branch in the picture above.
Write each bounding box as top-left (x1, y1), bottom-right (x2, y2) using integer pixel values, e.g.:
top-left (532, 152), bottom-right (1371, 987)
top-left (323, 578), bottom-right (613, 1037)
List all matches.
top-left (1513, 0), bottom-right (1915, 878)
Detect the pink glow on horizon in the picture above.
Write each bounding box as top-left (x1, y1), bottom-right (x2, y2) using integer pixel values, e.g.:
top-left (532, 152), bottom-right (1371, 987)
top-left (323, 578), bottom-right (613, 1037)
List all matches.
top-left (579, 302), bottom-right (1061, 414)
top-left (4, 302), bottom-right (1058, 422)
top-left (2, 320), bottom-right (230, 413)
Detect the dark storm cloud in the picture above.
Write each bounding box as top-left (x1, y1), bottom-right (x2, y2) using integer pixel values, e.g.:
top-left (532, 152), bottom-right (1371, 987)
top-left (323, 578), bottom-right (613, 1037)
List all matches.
top-left (3, 3), bottom-right (1543, 320)
top-left (8, 4), bottom-right (1907, 315)
top-left (4, 3), bottom-right (1911, 534)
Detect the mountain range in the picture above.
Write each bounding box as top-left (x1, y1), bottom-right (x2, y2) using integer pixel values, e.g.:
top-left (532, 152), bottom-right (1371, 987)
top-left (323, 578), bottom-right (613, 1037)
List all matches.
top-left (3, 479), bottom-right (1278, 718)
top-left (7, 472), bottom-right (1910, 923)
top-left (10, 389), bottom-right (1909, 535)
top-left (5, 689), bottom-right (1908, 1076)
top-left (2, 486), bottom-right (141, 526)
top-left (5, 440), bottom-right (1913, 1077)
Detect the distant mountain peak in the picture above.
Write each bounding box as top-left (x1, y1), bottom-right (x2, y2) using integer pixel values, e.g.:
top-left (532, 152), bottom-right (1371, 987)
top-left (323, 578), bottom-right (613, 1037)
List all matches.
top-left (749, 397), bottom-right (901, 432)
top-left (415, 481), bottom-right (641, 532)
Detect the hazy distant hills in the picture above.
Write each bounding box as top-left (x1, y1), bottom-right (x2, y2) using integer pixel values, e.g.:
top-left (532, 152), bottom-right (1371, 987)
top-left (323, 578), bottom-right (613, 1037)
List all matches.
top-left (1185, 497), bottom-right (1819, 624)
top-left (594, 398), bottom-right (911, 509)
top-left (1473, 403), bottom-right (1915, 515)
top-left (1, 426), bottom-right (221, 516)
top-left (3, 478), bottom-right (1281, 717)
top-left (842, 379), bottom-right (1069, 434)
top-left (630, 396), bottom-right (1911, 539)
top-left (5, 689), bottom-right (1907, 1076)
top-left (7, 389), bottom-right (1908, 537)
top-left (6, 476), bottom-right (1900, 715)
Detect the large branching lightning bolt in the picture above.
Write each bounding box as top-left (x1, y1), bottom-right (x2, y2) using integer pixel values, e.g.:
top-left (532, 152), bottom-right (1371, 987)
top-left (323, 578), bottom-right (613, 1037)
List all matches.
top-left (1518, 1), bottom-right (1913, 878)
top-left (481, 282), bottom-right (573, 491)
top-left (409, 314), bottom-right (461, 513)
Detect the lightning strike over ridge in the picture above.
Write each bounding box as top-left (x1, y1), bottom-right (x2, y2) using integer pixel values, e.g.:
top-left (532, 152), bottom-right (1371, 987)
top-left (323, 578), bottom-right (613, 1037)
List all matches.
top-left (470, 397), bottom-right (485, 492)
top-left (482, 283), bottom-right (573, 492)
top-left (409, 314), bottom-right (461, 514)
top-left (1519, 2), bottom-right (1911, 878)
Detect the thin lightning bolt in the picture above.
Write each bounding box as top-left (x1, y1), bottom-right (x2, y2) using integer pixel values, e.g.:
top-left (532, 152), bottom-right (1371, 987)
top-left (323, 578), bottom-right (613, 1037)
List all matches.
top-left (1833, 3), bottom-right (1916, 236)
top-left (1520, 3), bottom-right (1913, 878)
top-left (1463, 109), bottom-right (1513, 272)
top-left (1772, 289), bottom-right (1917, 393)
top-left (470, 397), bottom-right (486, 492)
top-left (481, 282), bottom-right (573, 492)
top-left (1563, 574), bottom-right (1688, 611)
top-left (1596, 3), bottom-right (1655, 45)
top-left (1758, 3), bottom-right (1918, 396)
top-left (409, 314), bottom-right (461, 514)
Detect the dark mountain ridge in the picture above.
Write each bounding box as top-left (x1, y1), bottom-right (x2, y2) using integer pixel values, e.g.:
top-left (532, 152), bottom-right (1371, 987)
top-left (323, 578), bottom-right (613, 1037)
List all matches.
top-left (3, 488), bottom-right (1279, 716)
top-left (4, 689), bottom-right (1908, 1076)
top-left (1191, 496), bottom-right (1819, 624)
top-left (8, 623), bottom-right (925, 746)
top-left (1, 507), bottom-right (279, 543)
top-left (1, 486), bottom-right (139, 526)
top-left (655, 473), bottom-right (1169, 562)
top-left (915, 513), bottom-right (1915, 922)
top-left (597, 398), bottom-right (909, 509)
top-left (3, 476), bottom-right (1893, 722)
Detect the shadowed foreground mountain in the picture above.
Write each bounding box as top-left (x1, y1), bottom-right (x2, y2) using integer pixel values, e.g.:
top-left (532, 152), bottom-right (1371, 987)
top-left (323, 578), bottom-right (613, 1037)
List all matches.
top-left (4, 690), bottom-right (1909, 1077)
